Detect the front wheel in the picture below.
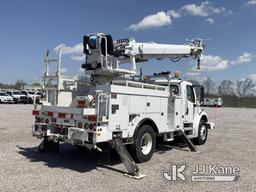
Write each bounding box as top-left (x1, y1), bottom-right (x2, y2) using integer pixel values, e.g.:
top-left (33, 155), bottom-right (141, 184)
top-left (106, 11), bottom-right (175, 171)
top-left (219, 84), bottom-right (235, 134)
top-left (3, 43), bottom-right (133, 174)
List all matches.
top-left (131, 125), bottom-right (156, 163)
top-left (194, 120), bottom-right (208, 145)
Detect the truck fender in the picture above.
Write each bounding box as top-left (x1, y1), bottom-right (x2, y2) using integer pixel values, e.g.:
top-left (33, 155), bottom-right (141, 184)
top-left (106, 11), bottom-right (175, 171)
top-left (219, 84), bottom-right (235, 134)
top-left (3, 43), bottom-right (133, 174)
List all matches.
top-left (133, 118), bottom-right (159, 138)
top-left (193, 111), bottom-right (208, 138)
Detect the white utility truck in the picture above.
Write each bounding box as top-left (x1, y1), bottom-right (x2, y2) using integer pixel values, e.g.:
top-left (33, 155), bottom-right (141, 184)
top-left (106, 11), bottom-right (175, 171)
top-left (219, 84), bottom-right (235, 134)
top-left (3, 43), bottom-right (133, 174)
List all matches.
top-left (32, 33), bottom-right (214, 178)
top-left (204, 97), bottom-right (223, 107)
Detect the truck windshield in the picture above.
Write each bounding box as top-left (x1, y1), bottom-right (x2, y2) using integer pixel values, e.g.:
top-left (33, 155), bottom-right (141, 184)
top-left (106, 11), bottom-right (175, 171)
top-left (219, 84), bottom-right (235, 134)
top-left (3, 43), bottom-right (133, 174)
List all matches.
top-left (21, 91), bottom-right (27, 95)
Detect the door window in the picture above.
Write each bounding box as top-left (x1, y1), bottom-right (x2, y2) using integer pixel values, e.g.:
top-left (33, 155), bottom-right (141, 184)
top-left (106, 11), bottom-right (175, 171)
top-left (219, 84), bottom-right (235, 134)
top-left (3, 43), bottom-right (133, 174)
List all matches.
top-left (186, 85), bottom-right (195, 103)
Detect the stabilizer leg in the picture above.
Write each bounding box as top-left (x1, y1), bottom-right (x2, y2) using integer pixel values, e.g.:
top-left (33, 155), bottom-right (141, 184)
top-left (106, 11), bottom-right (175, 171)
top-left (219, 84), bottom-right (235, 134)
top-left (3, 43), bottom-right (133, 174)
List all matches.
top-left (111, 137), bottom-right (145, 179)
top-left (180, 131), bottom-right (200, 153)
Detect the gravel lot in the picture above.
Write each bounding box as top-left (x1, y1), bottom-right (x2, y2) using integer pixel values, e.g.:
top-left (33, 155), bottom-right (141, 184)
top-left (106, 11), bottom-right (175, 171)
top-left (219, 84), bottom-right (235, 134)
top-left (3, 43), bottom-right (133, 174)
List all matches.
top-left (0, 105), bottom-right (255, 192)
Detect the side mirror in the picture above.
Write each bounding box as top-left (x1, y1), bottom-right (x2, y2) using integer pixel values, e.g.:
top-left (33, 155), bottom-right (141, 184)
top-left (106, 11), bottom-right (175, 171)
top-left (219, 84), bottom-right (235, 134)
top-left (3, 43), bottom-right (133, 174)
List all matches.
top-left (195, 99), bottom-right (201, 107)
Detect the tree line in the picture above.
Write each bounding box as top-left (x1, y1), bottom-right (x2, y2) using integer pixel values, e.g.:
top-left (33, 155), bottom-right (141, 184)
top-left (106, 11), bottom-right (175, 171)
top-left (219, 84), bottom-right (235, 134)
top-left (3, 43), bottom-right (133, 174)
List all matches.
top-left (0, 80), bottom-right (42, 90)
top-left (2, 77), bottom-right (256, 108)
top-left (193, 77), bottom-right (256, 108)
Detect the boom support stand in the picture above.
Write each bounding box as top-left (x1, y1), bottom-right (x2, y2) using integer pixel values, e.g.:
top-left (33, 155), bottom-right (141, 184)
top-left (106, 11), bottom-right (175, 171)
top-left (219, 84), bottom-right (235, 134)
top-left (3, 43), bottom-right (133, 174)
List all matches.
top-left (111, 137), bottom-right (146, 179)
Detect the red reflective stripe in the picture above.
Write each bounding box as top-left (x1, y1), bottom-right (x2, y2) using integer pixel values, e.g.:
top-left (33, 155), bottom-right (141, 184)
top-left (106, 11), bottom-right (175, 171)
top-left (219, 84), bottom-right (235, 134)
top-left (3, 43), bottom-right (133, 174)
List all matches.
top-left (48, 112), bottom-right (54, 117)
top-left (88, 115), bottom-right (97, 122)
top-left (58, 113), bottom-right (66, 118)
top-left (32, 110), bottom-right (39, 116)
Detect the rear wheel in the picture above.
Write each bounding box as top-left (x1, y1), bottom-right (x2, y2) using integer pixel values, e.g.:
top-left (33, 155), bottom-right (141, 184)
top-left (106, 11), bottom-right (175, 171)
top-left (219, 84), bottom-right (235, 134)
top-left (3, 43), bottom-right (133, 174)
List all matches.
top-left (131, 125), bottom-right (156, 163)
top-left (194, 120), bottom-right (208, 145)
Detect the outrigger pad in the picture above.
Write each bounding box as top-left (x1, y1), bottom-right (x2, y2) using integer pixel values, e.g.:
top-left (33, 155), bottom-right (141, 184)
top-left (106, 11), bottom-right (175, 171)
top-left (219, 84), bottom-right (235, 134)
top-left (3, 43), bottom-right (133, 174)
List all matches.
top-left (124, 173), bottom-right (146, 180)
top-left (38, 139), bottom-right (59, 153)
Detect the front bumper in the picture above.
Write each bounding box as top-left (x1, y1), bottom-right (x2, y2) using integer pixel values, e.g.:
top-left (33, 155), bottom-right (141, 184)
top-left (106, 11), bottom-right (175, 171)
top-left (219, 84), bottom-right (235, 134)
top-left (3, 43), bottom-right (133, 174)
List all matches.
top-left (0, 99), bottom-right (13, 103)
top-left (206, 122), bottom-right (215, 129)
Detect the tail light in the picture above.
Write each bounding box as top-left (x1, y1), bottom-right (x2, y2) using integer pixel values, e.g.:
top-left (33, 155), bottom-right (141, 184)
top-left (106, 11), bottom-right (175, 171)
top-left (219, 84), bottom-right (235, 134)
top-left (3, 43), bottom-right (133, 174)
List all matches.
top-left (58, 113), bottom-right (73, 119)
top-left (88, 115), bottom-right (97, 122)
top-left (58, 113), bottom-right (66, 118)
top-left (32, 110), bottom-right (39, 116)
top-left (47, 112), bottom-right (54, 117)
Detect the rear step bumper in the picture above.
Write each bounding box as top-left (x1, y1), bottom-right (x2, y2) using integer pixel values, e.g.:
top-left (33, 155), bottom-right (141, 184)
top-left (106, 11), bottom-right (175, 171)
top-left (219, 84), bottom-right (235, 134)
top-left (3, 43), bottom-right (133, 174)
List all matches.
top-left (32, 123), bottom-right (112, 146)
top-left (32, 124), bottom-right (93, 144)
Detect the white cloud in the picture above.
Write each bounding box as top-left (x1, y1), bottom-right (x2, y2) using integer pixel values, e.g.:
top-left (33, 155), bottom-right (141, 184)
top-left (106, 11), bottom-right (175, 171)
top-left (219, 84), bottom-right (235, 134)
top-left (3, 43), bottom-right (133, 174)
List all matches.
top-left (199, 55), bottom-right (229, 71)
top-left (60, 68), bottom-right (67, 74)
top-left (231, 52), bottom-right (253, 65)
top-left (54, 43), bottom-right (84, 61)
top-left (54, 43), bottom-right (83, 54)
top-left (128, 11), bottom-right (171, 31)
top-left (186, 71), bottom-right (200, 77)
top-left (187, 52), bottom-right (254, 76)
top-left (127, 1), bottom-right (232, 30)
top-left (249, 74), bottom-right (256, 81)
top-left (167, 10), bottom-right (181, 18)
top-left (247, 0), bottom-right (256, 5)
top-left (205, 17), bottom-right (215, 24)
top-left (181, 1), bottom-right (232, 17)
top-left (71, 55), bottom-right (84, 61)
top-left (181, 1), bottom-right (210, 17)
top-left (77, 68), bottom-right (84, 74)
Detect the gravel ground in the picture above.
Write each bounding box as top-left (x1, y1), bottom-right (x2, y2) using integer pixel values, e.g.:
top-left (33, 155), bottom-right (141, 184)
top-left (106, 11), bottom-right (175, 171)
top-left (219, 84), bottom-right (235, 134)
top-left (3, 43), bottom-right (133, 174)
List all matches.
top-left (0, 105), bottom-right (255, 192)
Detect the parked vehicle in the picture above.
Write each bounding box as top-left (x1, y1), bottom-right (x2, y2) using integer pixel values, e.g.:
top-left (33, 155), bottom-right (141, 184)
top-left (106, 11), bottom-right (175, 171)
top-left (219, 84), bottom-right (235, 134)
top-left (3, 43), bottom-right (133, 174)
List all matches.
top-left (204, 97), bottom-right (223, 107)
top-left (6, 90), bottom-right (28, 104)
top-left (0, 92), bottom-right (14, 104)
top-left (21, 90), bottom-right (40, 104)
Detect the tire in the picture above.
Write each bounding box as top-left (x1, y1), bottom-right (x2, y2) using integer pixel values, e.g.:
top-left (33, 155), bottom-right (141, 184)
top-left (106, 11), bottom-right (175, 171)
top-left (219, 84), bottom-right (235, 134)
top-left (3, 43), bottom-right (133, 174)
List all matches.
top-left (29, 98), bottom-right (33, 104)
top-left (75, 145), bottom-right (89, 151)
top-left (131, 124), bottom-right (156, 163)
top-left (194, 120), bottom-right (208, 145)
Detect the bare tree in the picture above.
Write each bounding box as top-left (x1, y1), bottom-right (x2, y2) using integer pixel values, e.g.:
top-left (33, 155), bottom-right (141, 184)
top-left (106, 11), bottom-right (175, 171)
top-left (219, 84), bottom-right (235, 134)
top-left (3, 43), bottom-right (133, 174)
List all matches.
top-left (237, 78), bottom-right (255, 106)
top-left (189, 80), bottom-right (201, 86)
top-left (218, 80), bottom-right (234, 96)
top-left (203, 77), bottom-right (215, 96)
top-left (15, 80), bottom-right (27, 90)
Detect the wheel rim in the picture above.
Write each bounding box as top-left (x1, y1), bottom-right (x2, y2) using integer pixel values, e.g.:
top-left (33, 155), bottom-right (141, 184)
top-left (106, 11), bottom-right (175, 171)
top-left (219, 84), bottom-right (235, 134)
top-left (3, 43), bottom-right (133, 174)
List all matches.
top-left (200, 125), bottom-right (207, 141)
top-left (140, 133), bottom-right (153, 155)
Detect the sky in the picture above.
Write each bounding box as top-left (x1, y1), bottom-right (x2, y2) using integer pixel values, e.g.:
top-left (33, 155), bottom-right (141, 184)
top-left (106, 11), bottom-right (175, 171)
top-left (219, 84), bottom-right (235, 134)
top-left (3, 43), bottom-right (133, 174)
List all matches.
top-left (0, 0), bottom-right (256, 84)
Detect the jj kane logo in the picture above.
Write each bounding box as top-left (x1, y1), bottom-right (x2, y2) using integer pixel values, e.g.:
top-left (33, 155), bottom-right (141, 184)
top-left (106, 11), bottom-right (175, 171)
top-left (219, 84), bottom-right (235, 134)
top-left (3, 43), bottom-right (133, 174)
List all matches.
top-left (162, 163), bottom-right (240, 182)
